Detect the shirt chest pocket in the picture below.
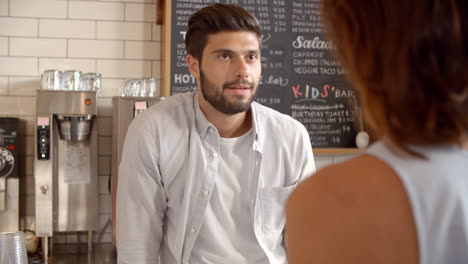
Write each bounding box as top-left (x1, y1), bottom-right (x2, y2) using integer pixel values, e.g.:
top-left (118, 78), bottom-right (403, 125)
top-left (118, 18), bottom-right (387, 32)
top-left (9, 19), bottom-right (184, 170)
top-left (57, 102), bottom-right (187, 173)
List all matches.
top-left (258, 186), bottom-right (295, 231)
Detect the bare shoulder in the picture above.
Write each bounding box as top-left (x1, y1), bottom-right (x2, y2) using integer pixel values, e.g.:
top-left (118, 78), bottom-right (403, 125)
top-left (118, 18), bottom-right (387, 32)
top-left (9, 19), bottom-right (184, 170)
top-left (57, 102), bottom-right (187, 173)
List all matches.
top-left (286, 154), bottom-right (418, 264)
top-left (289, 155), bottom-right (403, 204)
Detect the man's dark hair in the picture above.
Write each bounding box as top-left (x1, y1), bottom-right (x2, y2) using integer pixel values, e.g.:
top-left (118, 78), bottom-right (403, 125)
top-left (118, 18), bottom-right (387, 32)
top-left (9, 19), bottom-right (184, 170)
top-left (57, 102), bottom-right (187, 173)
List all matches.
top-left (185, 3), bottom-right (262, 62)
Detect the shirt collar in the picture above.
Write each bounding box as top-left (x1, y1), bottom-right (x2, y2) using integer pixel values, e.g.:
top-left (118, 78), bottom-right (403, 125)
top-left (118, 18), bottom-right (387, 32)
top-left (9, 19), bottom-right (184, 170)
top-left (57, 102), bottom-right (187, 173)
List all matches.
top-left (193, 91), bottom-right (259, 144)
top-left (194, 92), bottom-right (213, 139)
top-left (250, 102), bottom-right (260, 144)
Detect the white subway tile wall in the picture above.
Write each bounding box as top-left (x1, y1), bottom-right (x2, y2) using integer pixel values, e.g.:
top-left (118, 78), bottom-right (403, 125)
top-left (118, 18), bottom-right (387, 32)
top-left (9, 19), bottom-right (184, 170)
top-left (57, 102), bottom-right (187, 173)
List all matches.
top-left (0, 57), bottom-right (38, 76)
top-left (97, 59), bottom-right (152, 78)
top-left (0, 37), bottom-right (7, 55)
top-left (152, 24), bottom-right (161, 41)
top-left (124, 41), bottom-right (160, 60)
top-left (0, 0), bottom-right (8, 17)
top-left (99, 78), bottom-right (123, 97)
top-left (22, 116), bottom-right (37, 137)
top-left (68, 39), bottom-right (124, 59)
top-left (96, 97), bottom-right (113, 116)
top-left (152, 60), bottom-right (161, 78)
top-left (69, 1), bottom-right (124, 21)
top-left (21, 175), bottom-right (35, 196)
top-left (0, 77), bottom-right (7, 95)
top-left (99, 214), bottom-right (112, 233)
top-left (39, 19), bottom-right (96, 39)
top-left (38, 58), bottom-right (96, 73)
top-left (10, 38), bottom-right (67, 57)
top-left (22, 195), bottom-right (35, 216)
top-left (24, 155), bottom-right (35, 177)
top-left (125, 3), bottom-right (157, 22)
top-left (10, 0), bottom-right (68, 19)
top-left (98, 176), bottom-right (110, 195)
top-left (66, 233), bottom-right (78, 244)
top-left (0, 0), bottom-right (162, 244)
top-left (98, 136), bottom-right (112, 156)
top-left (97, 117), bottom-right (113, 136)
top-left (24, 135), bottom-right (35, 156)
top-left (98, 156), bottom-right (111, 175)
top-left (98, 194), bottom-right (112, 214)
top-left (97, 21), bottom-right (152, 40)
top-left (0, 96), bottom-right (36, 115)
top-left (0, 17), bottom-right (38, 37)
top-left (9, 77), bottom-right (41, 96)
top-left (53, 234), bottom-right (66, 244)
top-left (96, 0), bottom-right (153, 3)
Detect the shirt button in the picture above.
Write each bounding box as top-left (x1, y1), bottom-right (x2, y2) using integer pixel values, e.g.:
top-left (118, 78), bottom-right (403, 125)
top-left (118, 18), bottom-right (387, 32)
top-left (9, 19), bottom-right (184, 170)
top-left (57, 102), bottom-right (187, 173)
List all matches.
top-left (191, 227), bottom-right (196, 233)
top-left (212, 152), bottom-right (218, 158)
top-left (203, 190), bottom-right (209, 196)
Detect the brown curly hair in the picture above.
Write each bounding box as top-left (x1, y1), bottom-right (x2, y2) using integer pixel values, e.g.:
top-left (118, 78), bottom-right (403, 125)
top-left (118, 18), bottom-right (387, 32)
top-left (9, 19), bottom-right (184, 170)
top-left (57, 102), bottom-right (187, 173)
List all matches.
top-left (321, 0), bottom-right (468, 155)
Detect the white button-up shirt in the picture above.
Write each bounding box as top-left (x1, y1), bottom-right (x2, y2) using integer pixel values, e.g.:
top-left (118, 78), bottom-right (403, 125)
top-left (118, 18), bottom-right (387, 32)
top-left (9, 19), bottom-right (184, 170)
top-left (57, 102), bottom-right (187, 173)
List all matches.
top-left (117, 92), bottom-right (315, 264)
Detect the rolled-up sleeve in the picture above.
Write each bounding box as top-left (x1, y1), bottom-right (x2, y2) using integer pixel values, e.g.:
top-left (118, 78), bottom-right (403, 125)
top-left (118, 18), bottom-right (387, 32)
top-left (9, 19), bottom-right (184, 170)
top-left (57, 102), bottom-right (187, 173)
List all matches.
top-left (116, 116), bottom-right (167, 264)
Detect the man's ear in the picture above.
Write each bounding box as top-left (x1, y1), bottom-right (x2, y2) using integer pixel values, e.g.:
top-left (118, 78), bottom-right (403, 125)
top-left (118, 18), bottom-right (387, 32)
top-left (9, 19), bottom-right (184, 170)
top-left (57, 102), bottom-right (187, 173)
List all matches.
top-left (186, 54), bottom-right (200, 79)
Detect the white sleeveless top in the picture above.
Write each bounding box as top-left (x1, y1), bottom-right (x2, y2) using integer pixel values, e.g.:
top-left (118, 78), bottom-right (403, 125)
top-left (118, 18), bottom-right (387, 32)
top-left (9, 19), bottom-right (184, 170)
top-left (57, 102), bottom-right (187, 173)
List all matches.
top-left (366, 141), bottom-right (468, 264)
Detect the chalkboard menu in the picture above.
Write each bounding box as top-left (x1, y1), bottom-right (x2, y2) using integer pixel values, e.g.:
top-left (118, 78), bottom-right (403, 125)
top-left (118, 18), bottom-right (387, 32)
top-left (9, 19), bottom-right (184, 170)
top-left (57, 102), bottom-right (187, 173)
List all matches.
top-left (164, 0), bottom-right (362, 149)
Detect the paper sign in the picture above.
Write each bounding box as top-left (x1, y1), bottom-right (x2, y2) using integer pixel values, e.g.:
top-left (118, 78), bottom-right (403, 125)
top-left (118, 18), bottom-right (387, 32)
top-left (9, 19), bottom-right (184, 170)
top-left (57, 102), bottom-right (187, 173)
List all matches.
top-left (37, 117), bottom-right (50, 126)
top-left (135, 101), bottom-right (148, 110)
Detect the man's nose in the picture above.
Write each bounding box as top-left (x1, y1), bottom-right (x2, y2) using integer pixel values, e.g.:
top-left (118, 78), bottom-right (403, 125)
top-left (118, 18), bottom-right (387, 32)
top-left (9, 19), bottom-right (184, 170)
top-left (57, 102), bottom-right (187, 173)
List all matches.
top-left (234, 59), bottom-right (250, 79)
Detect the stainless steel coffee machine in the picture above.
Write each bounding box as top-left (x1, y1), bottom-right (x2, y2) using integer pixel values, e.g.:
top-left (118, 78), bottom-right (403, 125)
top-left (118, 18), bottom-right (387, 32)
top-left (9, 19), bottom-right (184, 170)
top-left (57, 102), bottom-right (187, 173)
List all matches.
top-left (111, 96), bottom-right (164, 245)
top-left (35, 90), bottom-right (98, 255)
top-left (0, 118), bottom-right (20, 232)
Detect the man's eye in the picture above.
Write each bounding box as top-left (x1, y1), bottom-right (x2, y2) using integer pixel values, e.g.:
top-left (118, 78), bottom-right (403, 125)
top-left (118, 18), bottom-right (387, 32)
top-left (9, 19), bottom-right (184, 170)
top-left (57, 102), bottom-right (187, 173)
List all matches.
top-left (220, 54), bottom-right (230, 60)
top-left (248, 55), bottom-right (258, 61)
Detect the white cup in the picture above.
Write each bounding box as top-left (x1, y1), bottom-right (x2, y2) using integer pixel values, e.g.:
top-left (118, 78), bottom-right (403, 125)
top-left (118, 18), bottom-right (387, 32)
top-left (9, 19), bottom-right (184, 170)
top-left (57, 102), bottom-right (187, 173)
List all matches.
top-left (41, 70), bottom-right (61, 90)
top-left (0, 232), bottom-right (28, 264)
top-left (142, 78), bottom-right (158, 97)
top-left (122, 78), bottom-right (158, 97)
top-left (61, 70), bottom-right (81, 91)
top-left (122, 79), bottom-right (135, 97)
top-left (80, 73), bottom-right (102, 91)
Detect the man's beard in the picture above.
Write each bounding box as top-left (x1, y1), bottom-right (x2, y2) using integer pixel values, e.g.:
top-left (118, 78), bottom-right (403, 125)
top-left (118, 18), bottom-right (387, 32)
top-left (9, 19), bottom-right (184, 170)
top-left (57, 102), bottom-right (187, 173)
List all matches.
top-left (199, 70), bottom-right (257, 115)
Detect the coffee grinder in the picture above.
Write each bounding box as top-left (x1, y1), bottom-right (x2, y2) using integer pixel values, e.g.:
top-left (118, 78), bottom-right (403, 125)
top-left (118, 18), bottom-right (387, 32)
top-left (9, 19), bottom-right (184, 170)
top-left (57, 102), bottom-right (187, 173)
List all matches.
top-left (0, 118), bottom-right (20, 232)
